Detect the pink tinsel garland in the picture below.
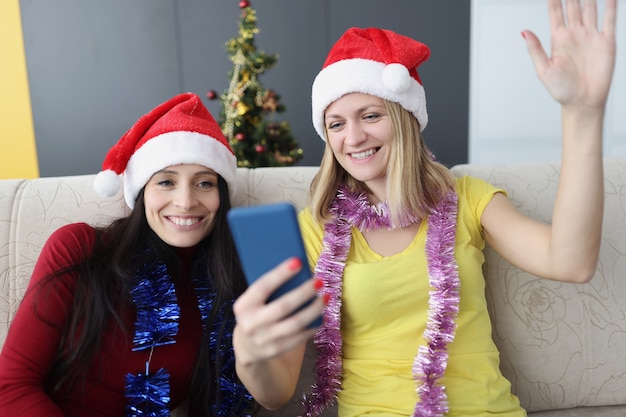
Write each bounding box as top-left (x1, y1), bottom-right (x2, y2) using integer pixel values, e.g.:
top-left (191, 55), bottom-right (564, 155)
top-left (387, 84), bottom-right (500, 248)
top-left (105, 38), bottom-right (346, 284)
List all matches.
top-left (302, 186), bottom-right (460, 417)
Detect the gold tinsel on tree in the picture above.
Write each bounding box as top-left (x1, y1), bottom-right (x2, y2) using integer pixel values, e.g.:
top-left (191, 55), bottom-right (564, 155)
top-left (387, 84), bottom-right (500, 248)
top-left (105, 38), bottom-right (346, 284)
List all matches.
top-left (206, 0), bottom-right (303, 168)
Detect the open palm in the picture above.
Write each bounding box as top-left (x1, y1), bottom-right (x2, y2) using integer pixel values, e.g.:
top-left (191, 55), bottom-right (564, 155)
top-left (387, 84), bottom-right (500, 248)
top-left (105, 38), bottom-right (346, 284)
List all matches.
top-left (524, 0), bottom-right (617, 108)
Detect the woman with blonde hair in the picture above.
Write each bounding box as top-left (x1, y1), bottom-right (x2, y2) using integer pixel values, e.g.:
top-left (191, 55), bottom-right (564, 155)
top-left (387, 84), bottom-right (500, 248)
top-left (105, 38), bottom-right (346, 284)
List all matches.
top-left (233, 1), bottom-right (618, 416)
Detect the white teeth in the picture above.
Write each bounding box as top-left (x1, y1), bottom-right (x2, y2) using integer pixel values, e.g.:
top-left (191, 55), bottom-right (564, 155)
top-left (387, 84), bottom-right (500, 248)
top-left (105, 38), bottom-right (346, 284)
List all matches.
top-left (351, 149), bottom-right (376, 160)
top-left (170, 217), bottom-right (199, 226)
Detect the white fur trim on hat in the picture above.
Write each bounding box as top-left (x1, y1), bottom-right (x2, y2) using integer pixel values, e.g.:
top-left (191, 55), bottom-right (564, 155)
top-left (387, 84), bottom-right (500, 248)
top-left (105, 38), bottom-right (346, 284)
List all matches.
top-left (123, 131), bottom-right (237, 209)
top-left (311, 58), bottom-right (428, 140)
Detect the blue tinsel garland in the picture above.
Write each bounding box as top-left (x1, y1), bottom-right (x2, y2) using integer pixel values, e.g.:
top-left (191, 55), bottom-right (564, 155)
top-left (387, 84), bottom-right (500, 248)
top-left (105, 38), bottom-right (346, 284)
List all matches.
top-left (125, 256), bottom-right (252, 417)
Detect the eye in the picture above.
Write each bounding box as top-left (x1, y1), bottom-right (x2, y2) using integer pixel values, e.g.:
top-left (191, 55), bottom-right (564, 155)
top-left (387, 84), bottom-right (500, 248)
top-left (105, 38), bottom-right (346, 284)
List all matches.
top-left (196, 174), bottom-right (218, 189)
top-left (155, 178), bottom-right (174, 187)
top-left (327, 120), bottom-right (344, 130)
top-left (363, 112), bottom-right (381, 121)
top-left (198, 180), bottom-right (216, 189)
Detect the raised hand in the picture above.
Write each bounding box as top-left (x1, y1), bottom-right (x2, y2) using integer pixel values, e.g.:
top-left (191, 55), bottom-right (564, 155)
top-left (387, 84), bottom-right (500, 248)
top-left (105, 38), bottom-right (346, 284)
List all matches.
top-left (523, 0), bottom-right (617, 109)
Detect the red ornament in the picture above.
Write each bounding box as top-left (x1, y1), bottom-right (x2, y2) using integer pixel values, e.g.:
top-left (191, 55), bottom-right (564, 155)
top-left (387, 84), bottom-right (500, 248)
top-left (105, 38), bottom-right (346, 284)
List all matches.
top-left (239, 0), bottom-right (249, 8)
top-left (255, 144), bottom-right (266, 153)
top-left (235, 133), bottom-right (246, 141)
top-left (206, 90), bottom-right (218, 100)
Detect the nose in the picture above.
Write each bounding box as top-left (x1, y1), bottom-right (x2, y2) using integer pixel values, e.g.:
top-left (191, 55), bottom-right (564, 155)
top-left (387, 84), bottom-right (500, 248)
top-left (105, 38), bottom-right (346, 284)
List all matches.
top-left (173, 186), bottom-right (198, 211)
top-left (343, 121), bottom-right (367, 147)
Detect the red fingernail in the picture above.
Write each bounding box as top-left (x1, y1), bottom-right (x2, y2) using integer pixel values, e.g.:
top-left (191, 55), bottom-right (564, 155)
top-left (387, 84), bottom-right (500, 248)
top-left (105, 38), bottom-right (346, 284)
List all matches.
top-left (521, 31), bottom-right (526, 39)
top-left (313, 279), bottom-right (324, 290)
top-left (323, 294), bottom-right (331, 305)
top-left (287, 257), bottom-right (302, 271)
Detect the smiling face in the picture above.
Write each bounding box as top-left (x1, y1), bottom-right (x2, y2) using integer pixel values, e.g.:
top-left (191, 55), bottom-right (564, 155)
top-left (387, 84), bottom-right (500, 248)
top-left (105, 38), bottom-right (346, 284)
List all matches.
top-left (143, 164), bottom-right (220, 248)
top-left (324, 93), bottom-right (393, 196)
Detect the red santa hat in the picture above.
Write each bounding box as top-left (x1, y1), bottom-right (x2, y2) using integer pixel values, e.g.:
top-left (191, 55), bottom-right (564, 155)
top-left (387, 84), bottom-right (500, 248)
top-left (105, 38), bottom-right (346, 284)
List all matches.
top-left (311, 27), bottom-right (431, 140)
top-left (93, 92), bottom-right (236, 209)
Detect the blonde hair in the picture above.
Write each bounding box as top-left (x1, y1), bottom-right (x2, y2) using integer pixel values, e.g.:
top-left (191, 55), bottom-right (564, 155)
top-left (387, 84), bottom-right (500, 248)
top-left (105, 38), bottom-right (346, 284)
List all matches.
top-left (309, 99), bottom-right (455, 225)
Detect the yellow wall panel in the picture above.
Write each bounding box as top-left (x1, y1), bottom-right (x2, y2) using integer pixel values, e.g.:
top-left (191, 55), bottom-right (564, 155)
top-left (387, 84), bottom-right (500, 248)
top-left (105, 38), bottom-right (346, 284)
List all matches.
top-left (0, 0), bottom-right (39, 179)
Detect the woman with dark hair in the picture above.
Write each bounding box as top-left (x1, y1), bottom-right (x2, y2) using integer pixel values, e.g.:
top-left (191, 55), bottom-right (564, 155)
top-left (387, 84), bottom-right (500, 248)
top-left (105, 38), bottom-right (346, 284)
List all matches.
top-left (0, 92), bottom-right (254, 416)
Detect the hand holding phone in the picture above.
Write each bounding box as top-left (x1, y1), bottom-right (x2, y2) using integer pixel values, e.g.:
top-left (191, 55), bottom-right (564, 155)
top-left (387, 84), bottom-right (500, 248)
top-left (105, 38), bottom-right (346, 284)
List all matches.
top-left (227, 202), bottom-right (323, 328)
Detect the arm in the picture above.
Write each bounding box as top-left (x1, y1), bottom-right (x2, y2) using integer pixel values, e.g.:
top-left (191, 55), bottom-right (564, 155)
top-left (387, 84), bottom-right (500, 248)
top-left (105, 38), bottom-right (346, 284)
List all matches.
top-left (0, 224), bottom-right (93, 416)
top-left (233, 258), bottom-right (324, 410)
top-left (482, 0), bottom-right (617, 283)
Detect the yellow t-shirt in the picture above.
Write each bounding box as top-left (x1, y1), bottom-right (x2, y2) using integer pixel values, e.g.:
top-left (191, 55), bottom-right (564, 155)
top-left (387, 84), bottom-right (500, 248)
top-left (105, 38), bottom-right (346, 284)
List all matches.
top-left (298, 176), bottom-right (526, 417)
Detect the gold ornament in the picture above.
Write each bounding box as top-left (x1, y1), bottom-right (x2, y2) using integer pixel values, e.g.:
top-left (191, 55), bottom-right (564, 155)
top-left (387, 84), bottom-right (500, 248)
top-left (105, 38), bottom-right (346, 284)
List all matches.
top-left (257, 90), bottom-right (279, 112)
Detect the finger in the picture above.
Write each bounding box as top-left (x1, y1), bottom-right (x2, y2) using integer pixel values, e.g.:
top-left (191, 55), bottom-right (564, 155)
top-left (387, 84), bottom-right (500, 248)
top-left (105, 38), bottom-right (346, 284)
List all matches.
top-left (243, 257), bottom-right (304, 306)
top-left (234, 259), bottom-right (319, 336)
top-left (262, 276), bottom-right (320, 323)
top-left (239, 294), bottom-right (322, 351)
top-left (602, 0), bottom-right (617, 36)
top-left (582, 0), bottom-right (598, 29)
top-left (233, 258), bottom-right (299, 322)
top-left (252, 326), bottom-right (318, 360)
top-left (565, 0), bottom-right (583, 26)
top-left (257, 297), bottom-right (325, 344)
top-left (548, 0), bottom-right (566, 30)
top-left (294, 295), bottom-right (325, 330)
top-left (522, 31), bottom-right (550, 76)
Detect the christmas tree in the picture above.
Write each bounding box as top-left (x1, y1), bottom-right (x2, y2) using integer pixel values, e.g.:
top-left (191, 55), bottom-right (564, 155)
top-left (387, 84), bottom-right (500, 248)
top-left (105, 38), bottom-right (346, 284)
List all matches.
top-left (207, 0), bottom-right (303, 168)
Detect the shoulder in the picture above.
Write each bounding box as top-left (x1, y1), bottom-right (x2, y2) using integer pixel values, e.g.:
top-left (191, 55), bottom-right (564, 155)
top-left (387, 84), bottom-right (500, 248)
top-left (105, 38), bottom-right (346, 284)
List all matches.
top-left (454, 176), bottom-right (507, 225)
top-left (455, 175), bottom-right (506, 205)
top-left (49, 222), bottom-right (97, 240)
top-left (455, 175), bottom-right (505, 197)
top-left (46, 222), bottom-right (97, 249)
top-left (40, 223), bottom-right (97, 266)
top-left (297, 207), bottom-right (325, 266)
top-left (28, 223), bottom-right (97, 292)
top-left (298, 206), bottom-right (318, 229)
top-left (298, 207), bottom-right (324, 235)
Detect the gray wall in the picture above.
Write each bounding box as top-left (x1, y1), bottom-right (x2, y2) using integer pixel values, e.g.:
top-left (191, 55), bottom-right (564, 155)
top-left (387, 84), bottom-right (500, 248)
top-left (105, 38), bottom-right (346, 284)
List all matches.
top-left (20, 0), bottom-right (470, 177)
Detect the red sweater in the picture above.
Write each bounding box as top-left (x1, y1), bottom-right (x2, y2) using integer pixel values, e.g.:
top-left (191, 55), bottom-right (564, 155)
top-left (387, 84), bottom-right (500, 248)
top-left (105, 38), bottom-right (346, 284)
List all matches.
top-left (0, 223), bottom-right (204, 417)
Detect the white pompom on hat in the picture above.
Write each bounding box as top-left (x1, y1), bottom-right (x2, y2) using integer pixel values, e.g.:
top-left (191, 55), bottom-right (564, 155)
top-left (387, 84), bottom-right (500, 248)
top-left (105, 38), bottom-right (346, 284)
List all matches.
top-left (93, 92), bottom-right (236, 209)
top-left (311, 27), bottom-right (431, 140)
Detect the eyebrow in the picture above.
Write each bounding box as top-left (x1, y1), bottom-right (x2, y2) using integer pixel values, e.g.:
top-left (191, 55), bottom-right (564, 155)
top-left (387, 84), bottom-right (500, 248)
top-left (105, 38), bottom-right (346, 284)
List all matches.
top-left (155, 169), bottom-right (217, 176)
top-left (325, 103), bottom-right (385, 121)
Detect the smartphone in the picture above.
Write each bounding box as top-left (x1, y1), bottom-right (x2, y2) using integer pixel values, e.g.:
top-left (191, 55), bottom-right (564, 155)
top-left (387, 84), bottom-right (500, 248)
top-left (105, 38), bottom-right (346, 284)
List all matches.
top-left (227, 202), bottom-right (323, 328)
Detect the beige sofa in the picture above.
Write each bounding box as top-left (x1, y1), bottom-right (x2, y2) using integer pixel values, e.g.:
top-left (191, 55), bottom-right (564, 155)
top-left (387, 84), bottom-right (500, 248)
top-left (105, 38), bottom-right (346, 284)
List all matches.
top-left (2, 160), bottom-right (626, 417)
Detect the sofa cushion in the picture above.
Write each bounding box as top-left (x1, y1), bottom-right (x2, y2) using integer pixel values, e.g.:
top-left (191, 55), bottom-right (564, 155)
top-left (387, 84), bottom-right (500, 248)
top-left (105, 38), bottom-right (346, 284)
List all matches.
top-left (529, 405), bottom-right (626, 417)
top-left (451, 158), bottom-right (626, 413)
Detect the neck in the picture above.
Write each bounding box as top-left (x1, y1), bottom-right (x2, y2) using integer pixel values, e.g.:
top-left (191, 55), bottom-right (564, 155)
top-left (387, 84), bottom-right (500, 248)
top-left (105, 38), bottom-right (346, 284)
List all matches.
top-left (175, 245), bottom-right (198, 262)
top-left (362, 178), bottom-right (387, 205)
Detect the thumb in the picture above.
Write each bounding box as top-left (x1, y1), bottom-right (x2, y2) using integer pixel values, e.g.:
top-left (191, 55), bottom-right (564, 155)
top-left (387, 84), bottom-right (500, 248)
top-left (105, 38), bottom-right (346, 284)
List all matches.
top-left (522, 30), bottom-right (549, 77)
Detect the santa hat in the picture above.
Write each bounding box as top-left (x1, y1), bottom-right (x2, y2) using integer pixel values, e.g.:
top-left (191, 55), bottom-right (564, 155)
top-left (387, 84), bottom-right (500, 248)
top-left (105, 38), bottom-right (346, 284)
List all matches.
top-left (93, 92), bottom-right (236, 209)
top-left (311, 27), bottom-right (430, 140)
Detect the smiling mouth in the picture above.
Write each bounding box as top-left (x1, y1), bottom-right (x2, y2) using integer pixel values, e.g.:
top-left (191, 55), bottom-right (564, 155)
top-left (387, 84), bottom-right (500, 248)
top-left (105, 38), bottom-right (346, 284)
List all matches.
top-left (350, 148), bottom-right (379, 160)
top-left (169, 217), bottom-right (201, 227)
